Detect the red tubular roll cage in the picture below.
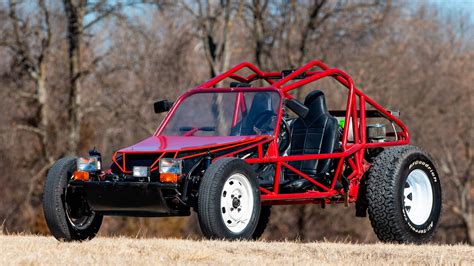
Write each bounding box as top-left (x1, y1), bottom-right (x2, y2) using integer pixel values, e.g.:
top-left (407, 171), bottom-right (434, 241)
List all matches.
top-left (156, 60), bottom-right (410, 205)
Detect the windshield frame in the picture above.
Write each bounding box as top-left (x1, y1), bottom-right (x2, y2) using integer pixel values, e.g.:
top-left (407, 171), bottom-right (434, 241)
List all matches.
top-left (155, 87), bottom-right (284, 138)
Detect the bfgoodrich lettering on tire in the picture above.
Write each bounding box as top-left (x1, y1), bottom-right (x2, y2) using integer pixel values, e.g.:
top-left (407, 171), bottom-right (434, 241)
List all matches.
top-left (366, 146), bottom-right (441, 243)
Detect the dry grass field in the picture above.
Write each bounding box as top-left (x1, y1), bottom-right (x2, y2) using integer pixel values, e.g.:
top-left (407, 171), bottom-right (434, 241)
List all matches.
top-left (0, 235), bottom-right (472, 265)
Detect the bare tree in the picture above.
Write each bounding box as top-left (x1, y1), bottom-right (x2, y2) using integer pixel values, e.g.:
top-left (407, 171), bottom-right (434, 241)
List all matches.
top-left (242, 0), bottom-right (270, 68)
top-left (0, 0), bottom-right (472, 243)
top-left (1, 0), bottom-right (55, 222)
top-left (62, 0), bottom-right (86, 154)
top-left (441, 141), bottom-right (474, 244)
top-left (4, 0), bottom-right (53, 161)
top-left (62, 0), bottom-right (142, 154)
top-left (179, 0), bottom-right (243, 77)
top-left (437, 50), bottom-right (474, 244)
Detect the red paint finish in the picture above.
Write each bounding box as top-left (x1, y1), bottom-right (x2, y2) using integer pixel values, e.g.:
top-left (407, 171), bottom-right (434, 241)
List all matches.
top-left (118, 135), bottom-right (264, 153)
top-left (111, 60), bottom-right (410, 206)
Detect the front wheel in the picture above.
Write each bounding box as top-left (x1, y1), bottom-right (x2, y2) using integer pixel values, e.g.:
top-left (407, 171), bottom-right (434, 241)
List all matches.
top-left (252, 206), bottom-right (271, 240)
top-left (198, 158), bottom-right (261, 240)
top-left (43, 157), bottom-right (102, 241)
top-left (366, 146), bottom-right (442, 244)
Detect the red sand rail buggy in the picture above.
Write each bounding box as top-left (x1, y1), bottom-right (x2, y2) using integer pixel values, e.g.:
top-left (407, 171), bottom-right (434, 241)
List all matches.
top-left (43, 60), bottom-right (441, 243)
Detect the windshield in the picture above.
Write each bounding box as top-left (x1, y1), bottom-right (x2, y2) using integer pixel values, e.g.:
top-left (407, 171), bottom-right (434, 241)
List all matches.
top-left (161, 91), bottom-right (280, 136)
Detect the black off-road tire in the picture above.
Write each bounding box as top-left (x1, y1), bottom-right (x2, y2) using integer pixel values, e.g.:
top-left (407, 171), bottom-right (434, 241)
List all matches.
top-left (366, 146), bottom-right (441, 244)
top-left (252, 206), bottom-right (271, 240)
top-left (43, 157), bottom-right (103, 241)
top-left (198, 158), bottom-right (261, 240)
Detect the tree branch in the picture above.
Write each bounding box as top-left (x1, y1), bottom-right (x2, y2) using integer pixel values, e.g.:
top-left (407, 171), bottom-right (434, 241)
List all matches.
top-left (15, 124), bottom-right (46, 138)
top-left (84, 1), bottom-right (143, 30)
top-left (38, 0), bottom-right (51, 65)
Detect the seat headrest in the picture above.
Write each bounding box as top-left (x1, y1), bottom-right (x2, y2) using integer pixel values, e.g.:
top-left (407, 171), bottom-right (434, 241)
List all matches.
top-left (304, 90), bottom-right (328, 113)
top-left (249, 92), bottom-right (273, 116)
top-left (239, 92), bottom-right (274, 133)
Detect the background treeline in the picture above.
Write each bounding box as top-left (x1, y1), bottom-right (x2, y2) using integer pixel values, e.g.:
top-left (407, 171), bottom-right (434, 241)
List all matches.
top-left (0, 0), bottom-right (472, 244)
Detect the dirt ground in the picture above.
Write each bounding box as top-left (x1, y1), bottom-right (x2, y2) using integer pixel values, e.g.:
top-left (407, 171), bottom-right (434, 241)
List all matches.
top-left (0, 235), bottom-right (472, 265)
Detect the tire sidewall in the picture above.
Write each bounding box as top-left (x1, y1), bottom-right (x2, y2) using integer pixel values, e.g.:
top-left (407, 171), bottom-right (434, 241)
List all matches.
top-left (63, 162), bottom-right (102, 239)
top-left (199, 158), bottom-right (261, 239)
top-left (215, 160), bottom-right (260, 238)
top-left (397, 152), bottom-right (441, 239)
top-left (44, 157), bottom-right (102, 241)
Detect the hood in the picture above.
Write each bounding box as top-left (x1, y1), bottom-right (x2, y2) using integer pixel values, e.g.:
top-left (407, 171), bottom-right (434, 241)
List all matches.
top-left (118, 135), bottom-right (267, 153)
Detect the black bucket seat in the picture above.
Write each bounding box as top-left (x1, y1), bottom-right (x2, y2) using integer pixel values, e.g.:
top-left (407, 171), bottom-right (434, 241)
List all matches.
top-left (231, 92), bottom-right (275, 135)
top-left (281, 90), bottom-right (340, 192)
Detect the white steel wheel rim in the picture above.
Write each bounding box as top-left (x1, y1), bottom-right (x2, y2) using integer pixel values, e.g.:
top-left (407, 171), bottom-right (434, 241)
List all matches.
top-left (403, 169), bottom-right (433, 225)
top-left (220, 173), bottom-right (254, 233)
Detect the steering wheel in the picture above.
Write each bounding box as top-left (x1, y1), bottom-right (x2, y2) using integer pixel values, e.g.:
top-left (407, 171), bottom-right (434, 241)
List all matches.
top-left (253, 111), bottom-right (291, 154)
top-left (278, 117), bottom-right (291, 154)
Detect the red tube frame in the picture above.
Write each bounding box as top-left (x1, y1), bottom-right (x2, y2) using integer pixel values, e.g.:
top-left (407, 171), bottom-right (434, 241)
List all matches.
top-left (156, 60), bottom-right (410, 205)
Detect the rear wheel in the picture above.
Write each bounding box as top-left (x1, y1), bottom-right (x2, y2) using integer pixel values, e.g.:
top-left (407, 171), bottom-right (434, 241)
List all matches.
top-left (43, 157), bottom-right (102, 241)
top-left (366, 146), bottom-right (441, 243)
top-left (198, 158), bottom-right (261, 240)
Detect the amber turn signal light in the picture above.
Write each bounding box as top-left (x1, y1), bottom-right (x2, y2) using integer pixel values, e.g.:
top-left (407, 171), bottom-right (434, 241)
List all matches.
top-left (73, 171), bottom-right (90, 181)
top-left (160, 173), bottom-right (178, 183)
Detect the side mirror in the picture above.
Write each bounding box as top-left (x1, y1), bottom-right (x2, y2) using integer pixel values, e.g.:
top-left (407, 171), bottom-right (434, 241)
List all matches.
top-left (154, 100), bottom-right (173, 114)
